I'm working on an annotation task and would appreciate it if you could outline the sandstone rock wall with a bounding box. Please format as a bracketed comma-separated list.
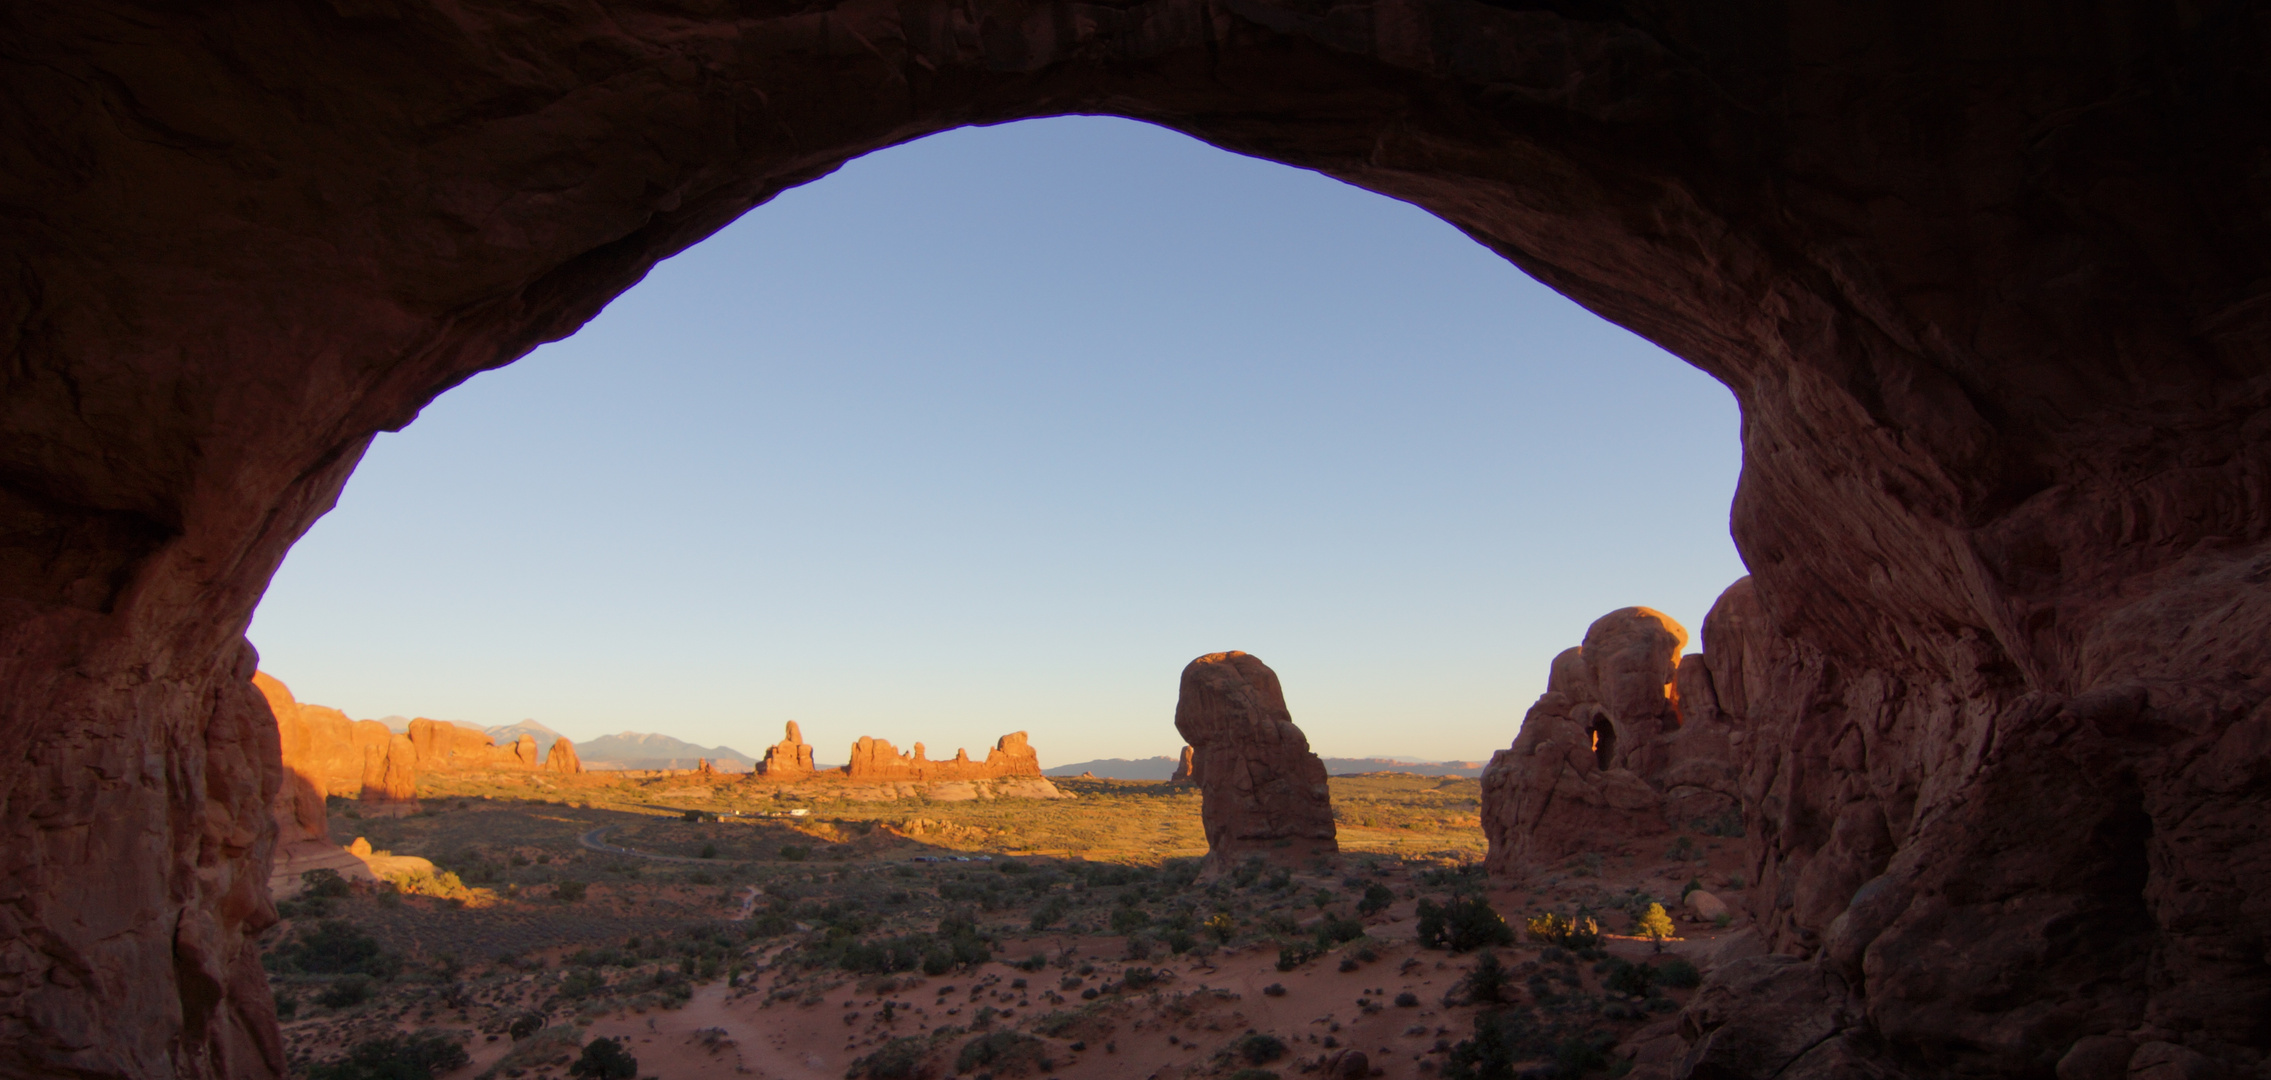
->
[1170, 745, 1196, 784]
[8, 3, 2271, 1076]
[1481, 607, 1743, 874]
[545, 738, 582, 774]
[1172, 652, 1337, 869]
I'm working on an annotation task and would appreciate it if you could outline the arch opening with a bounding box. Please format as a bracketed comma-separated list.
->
[1589, 717, 1616, 771]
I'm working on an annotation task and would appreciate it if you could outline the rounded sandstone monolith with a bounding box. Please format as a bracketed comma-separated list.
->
[1172, 651, 1337, 871]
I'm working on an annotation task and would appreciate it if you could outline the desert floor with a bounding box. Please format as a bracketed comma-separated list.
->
[267, 771, 1749, 1080]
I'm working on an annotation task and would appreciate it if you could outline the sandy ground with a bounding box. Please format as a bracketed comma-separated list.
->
[436, 896, 1735, 1080]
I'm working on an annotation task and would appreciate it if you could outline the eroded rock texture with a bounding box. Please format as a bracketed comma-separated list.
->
[4, 1, 2270, 1075]
[754, 721, 818, 779]
[1172, 651, 1338, 869]
[545, 738, 582, 775]
[1481, 607, 1746, 873]
[839, 731, 1044, 782]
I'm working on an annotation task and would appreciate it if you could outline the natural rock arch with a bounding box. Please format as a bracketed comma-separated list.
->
[4, 2, 2267, 1077]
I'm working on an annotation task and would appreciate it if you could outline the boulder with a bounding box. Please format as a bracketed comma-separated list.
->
[545, 738, 582, 774]
[1172, 651, 1337, 870]
[1684, 890, 1730, 923]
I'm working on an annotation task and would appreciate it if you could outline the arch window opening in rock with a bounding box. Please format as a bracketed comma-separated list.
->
[1590, 718, 1616, 770]
[245, 115, 1744, 796]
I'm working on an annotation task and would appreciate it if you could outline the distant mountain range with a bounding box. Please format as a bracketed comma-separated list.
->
[573, 731, 757, 772]
[1046, 755, 1486, 779]
[1043, 756, 1180, 779]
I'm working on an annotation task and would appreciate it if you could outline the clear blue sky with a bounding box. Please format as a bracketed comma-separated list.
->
[247, 116, 1748, 765]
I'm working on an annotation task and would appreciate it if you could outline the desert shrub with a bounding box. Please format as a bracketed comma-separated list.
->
[997, 859, 1029, 875]
[1262, 983, 1287, 997]
[568, 1037, 638, 1080]
[274, 991, 299, 1020]
[1665, 836, 1699, 861]
[306, 1032, 469, 1080]
[302, 868, 353, 899]
[1204, 913, 1236, 941]
[1553, 1033, 1614, 1076]
[507, 1013, 546, 1040]
[560, 968, 607, 999]
[700, 843, 718, 859]
[553, 880, 587, 902]
[779, 845, 810, 861]
[1227, 1071, 1279, 1080]
[1523, 911, 1601, 950]
[1695, 808, 1744, 838]
[1395, 991, 1419, 1007]
[1122, 966, 1162, 990]
[1234, 1033, 1287, 1065]
[1314, 914, 1366, 948]
[1417, 896, 1515, 952]
[1275, 942, 1319, 971]
[848, 1036, 937, 1080]
[1417, 863, 1488, 893]
[1109, 906, 1151, 935]
[1027, 896, 1071, 931]
[1015, 953, 1048, 972]
[1357, 882, 1396, 916]
[1456, 952, 1509, 1004]
[275, 920, 399, 978]
[314, 977, 372, 1009]
[1655, 958, 1701, 989]
[955, 1031, 1048, 1075]
[1602, 958, 1653, 997]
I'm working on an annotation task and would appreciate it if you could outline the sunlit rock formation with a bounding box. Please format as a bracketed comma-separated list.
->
[1480, 606, 1742, 872]
[755, 721, 818, 778]
[545, 737, 582, 774]
[1173, 651, 1337, 870]
[1169, 745, 1197, 784]
[842, 731, 1044, 782]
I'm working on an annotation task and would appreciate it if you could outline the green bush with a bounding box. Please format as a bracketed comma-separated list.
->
[1275, 942, 1319, 971]
[955, 1031, 1047, 1074]
[848, 1036, 935, 1080]
[553, 880, 587, 902]
[1457, 952, 1508, 1004]
[314, 977, 372, 1009]
[276, 921, 399, 978]
[1417, 896, 1515, 952]
[1235, 1033, 1287, 1065]
[568, 1037, 638, 1080]
[1603, 958, 1653, 997]
[301, 868, 353, 899]
[779, 845, 810, 861]
[1655, 957, 1701, 989]
[1357, 882, 1396, 916]
[306, 1032, 469, 1080]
